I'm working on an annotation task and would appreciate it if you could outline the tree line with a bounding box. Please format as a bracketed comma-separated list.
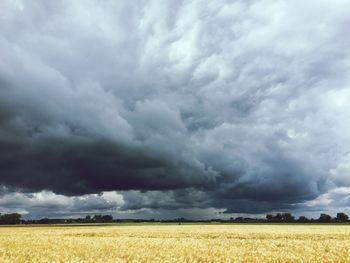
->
[0, 213, 22, 224]
[0, 212, 349, 225]
[264, 212, 349, 223]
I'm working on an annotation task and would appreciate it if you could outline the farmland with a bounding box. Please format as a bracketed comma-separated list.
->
[0, 224, 350, 262]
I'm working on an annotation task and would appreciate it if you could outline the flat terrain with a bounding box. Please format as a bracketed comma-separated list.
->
[0, 224, 350, 262]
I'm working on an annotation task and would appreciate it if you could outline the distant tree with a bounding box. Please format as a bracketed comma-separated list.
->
[0, 213, 21, 224]
[92, 214, 113, 223]
[101, 215, 113, 222]
[298, 216, 309, 222]
[336, 212, 349, 222]
[275, 213, 283, 221]
[319, 213, 332, 223]
[281, 213, 294, 222]
[266, 214, 273, 221]
[38, 218, 51, 224]
[93, 215, 102, 222]
[266, 213, 295, 222]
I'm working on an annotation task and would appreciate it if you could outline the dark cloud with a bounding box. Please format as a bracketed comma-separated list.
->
[120, 189, 210, 211]
[0, 135, 215, 195]
[1, 0, 350, 218]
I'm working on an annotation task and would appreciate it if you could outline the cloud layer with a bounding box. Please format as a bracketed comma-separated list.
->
[1, 0, 350, 218]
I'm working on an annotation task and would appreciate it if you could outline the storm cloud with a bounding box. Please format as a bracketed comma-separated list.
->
[1, 0, 350, 218]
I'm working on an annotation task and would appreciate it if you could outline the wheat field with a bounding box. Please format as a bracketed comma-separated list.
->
[0, 224, 350, 262]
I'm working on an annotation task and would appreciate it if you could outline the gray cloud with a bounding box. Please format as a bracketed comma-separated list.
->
[1, 0, 350, 218]
[0, 190, 124, 218]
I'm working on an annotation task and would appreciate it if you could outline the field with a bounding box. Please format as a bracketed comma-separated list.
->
[1, 224, 350, 262]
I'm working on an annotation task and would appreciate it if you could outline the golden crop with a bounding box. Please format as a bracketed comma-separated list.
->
[0, 224, 350, 262]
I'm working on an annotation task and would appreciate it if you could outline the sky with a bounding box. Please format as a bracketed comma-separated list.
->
[1, 0, 350, 219]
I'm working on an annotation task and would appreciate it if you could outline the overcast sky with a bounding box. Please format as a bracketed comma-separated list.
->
[1, 0, 350, 219]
